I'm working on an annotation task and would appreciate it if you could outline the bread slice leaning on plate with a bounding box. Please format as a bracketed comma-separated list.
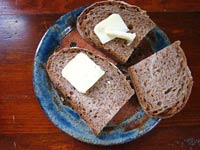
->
[46, 47, 134, 135]
[128, 41, 193, 118]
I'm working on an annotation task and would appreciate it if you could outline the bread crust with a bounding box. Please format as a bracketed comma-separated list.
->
[77, 0, 155, 63]
[46, 47, 134, 135]
[128, 41, 193, 118]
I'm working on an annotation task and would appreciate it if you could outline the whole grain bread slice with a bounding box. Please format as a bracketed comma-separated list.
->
[128, 41, 193, 118]
[77, 0, 155, 64]
[46, 47, 134, 135]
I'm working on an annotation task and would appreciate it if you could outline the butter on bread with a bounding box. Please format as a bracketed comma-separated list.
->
[77, 0, 155, 63]
[46, 47, 134, 135]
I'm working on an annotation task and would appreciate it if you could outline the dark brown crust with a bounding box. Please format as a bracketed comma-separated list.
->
[77, 0, 155, 63]
[46, 47, 134, 135]
[128, 41, 193, 118]
[156, 43, 193, 118]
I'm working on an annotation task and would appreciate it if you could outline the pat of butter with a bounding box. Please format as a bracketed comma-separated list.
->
[94, 14, 136, 44]
[61, 52, 105, 93]
[105, 30, 136, 46]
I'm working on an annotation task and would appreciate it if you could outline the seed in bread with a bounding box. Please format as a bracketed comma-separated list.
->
[46, 47, 135, 135]
[128, 41, 193, 118]
[77, 0, 155, 64]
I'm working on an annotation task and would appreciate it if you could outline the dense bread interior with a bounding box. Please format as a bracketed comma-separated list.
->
[46, 48, 134, 134]
[77, 0, 155, 63]
[128, 41, 193, 118]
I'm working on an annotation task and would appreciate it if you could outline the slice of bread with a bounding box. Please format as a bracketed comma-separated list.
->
[46, 47, 134, 135]
[128, 41, 193, 118]
[77, 0, 155, 64]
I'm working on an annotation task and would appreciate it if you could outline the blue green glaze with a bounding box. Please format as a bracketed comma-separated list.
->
[33, 6, 170, 145]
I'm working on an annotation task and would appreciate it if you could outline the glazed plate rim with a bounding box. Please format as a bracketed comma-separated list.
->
[32, 6, 171, 145]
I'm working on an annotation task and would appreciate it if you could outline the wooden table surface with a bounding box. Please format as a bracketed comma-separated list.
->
[0, 0, 200, 149]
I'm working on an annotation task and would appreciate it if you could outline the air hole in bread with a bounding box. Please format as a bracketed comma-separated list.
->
[146, 106, 150, 111]
[97, 3, 104, 6]
[146, 90, 150, 94]
[126, 76, 131, 81]
[108, 63, 113, 68]
[119, 6, 125, 9]
[108, 1, 112, 5]
[156, 68, 160, 73]
[85, 31, 89, 36]
[66, 96, 70, 100]
[83, 16, 87, 20]
[89, 11, 94, 15]
[69, 91, 73, 95]
[128, 24, 133, 30]
[153, 110, 158, 114]
[134, 7, 140, 12]
[176, 101, 180, 105]
[94, 55, 98, 59]
[117, 71, 121, 75]
[101, 6, 105, 10]
[163, 106, 168, 109]
[157, 102, 162, 106]
[164, 87, 173, 94]
[123, 41, 127, 45]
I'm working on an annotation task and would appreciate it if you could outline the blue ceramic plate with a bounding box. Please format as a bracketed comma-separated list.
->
[33, 6, 170, 145]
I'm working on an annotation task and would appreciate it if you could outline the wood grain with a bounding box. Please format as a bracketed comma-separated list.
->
[0, 0, 200, 15]
[0, 1, 200, 149]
